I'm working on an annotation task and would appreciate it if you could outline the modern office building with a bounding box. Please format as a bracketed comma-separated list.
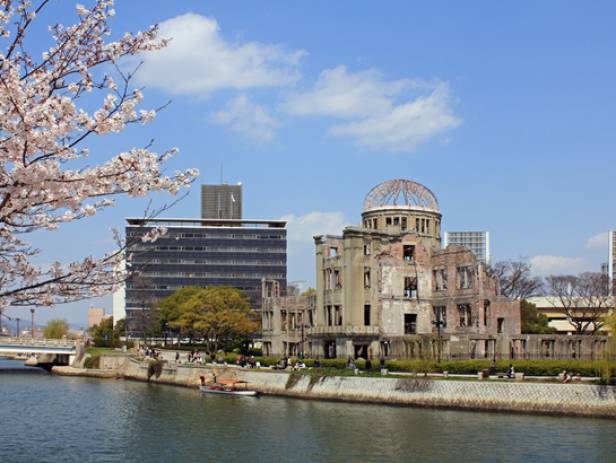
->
[201, 183, 242, 220]
[444, 231, 490, 265]
[119, 217, 287, 335]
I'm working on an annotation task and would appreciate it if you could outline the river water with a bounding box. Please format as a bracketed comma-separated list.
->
[1, 359, 615, 463]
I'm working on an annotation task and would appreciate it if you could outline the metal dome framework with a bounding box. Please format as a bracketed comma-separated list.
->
[363, 179, 440, 212]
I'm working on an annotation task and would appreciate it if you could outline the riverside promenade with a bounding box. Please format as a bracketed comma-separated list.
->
[53, 353, 616, 419]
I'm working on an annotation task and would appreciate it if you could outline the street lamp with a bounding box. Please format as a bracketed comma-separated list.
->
[15, 317, 20, 338]
[432, 319, 445, 363]
[30, 308, 35, 338]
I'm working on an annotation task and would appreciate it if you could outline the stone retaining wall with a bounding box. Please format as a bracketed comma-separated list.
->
[236, 370, 616, 418]
[53, 354, 616, 418]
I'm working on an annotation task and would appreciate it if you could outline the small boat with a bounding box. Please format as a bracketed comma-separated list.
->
[199, 385, 259, 396]
[199, 376, 258, 397]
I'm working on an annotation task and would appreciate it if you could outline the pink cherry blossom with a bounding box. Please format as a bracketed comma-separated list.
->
[0, 0, 198, 309]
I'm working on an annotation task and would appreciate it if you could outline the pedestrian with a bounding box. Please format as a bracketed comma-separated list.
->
[507, 364, 515, 378]
[175, 351, 180, 363]
[489, 360, 497, 376]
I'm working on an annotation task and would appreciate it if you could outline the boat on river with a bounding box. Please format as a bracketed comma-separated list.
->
[199, 376, 259, 397]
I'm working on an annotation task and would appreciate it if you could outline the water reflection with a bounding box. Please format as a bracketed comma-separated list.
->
[0, 360, 614, 463]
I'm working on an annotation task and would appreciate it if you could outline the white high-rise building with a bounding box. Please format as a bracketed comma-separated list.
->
[609, 230, 616, 293]
[444, 231, 491, 265]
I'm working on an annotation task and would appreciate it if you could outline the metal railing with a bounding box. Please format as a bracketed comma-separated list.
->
[0, 337, 78, 348]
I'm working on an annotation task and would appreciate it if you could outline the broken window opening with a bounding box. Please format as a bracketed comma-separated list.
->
[364, 268, 371, 288]
[457, 303, 472, 327]
[415, 218, 420, 232]
[364, 304, 371, 326]
[373, 218, 377, 229]
[363, 244, 370, 256]
[483, 300, 490, 326]
[404, 314, 417, 334]
[403, 245, 415, 261]
[334, 305, 342, 326]
[432, 305, 447, 328]
[393, 217, 400, 226]
[457, 266, 473, 289]
[497, 317, 505, 334]
[329, 246, 338, 257]
[404, 276, 418, 298]
[334, 269, 342, 289]
[401, 217, 407, 231]
[386, 217, 392, 226]
[434, 268, 448, 291]
[281, 310, 287, 332]
[326, 305, 332, 326]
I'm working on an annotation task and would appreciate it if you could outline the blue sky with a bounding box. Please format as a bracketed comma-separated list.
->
[9, 0, 616, 327]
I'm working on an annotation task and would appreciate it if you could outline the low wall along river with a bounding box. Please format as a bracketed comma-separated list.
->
[53, 354, 616, 419]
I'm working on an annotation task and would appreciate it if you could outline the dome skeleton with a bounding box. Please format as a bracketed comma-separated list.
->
[363, 179, 440, 212]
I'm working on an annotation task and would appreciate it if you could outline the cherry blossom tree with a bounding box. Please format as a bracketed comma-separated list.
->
[0, 0, 198, 308]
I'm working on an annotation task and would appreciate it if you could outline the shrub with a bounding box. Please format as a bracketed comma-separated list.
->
[147, 359, 166, 380]
[83, 355, 101, 369]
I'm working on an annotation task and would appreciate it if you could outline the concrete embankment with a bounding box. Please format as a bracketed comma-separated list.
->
[53, 355, 616, 419]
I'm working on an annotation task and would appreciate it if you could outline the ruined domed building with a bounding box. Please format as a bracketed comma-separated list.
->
[262, 179, 521, 360]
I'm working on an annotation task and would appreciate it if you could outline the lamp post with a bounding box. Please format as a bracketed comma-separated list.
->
[15, 317, 20, 338]
[432, 319, 445, 363]
[30, 308, 35, 338]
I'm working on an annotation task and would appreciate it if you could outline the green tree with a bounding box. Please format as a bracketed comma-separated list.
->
[521, 300, 556, 334]
[163, 286, 259, 352]
[301, 287, 316, 297]
[157, 285, 202, 333]
[43, 319, 69, 339]
[90, 317, 125, 347]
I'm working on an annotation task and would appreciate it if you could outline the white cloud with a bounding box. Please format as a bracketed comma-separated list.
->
[281, 211, 348, 251]
[282, 66, 460, 152]
[210, 95, 280, 141]
[283, 66, 408, 118]
[585, 232, 609, 250]
[136, 13, 304, 95]
[529, 255, 591, 276]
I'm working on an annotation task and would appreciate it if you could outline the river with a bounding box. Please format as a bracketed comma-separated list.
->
[0, 358, 615, 463]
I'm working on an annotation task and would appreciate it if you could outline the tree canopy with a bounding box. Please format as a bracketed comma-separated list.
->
[90, 317, 124, 346]
[520, 300, 556, 334]
[0, 1, 197, 309]
[488, 260, 543, 300]
[43, 318, 69, 339]
[159, 286, 258, 352]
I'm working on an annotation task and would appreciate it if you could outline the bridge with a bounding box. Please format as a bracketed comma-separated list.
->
[0, 337, 79, 355]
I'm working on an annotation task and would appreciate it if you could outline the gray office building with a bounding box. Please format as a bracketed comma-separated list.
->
[201, 184, 242, 219]
[122, 217, 286, 335]
[444, 231, 491, 265]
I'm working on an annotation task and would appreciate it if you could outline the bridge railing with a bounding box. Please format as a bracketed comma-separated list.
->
[0, 337, 78, 348]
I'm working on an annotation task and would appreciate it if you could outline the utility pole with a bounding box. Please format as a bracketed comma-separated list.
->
[30, 308, 35, 338]
[16, 317, 20, 338]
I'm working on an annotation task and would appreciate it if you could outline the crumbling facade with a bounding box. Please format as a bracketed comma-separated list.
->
[261, 279, 315, 357]
[261, 179, 521, 360]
